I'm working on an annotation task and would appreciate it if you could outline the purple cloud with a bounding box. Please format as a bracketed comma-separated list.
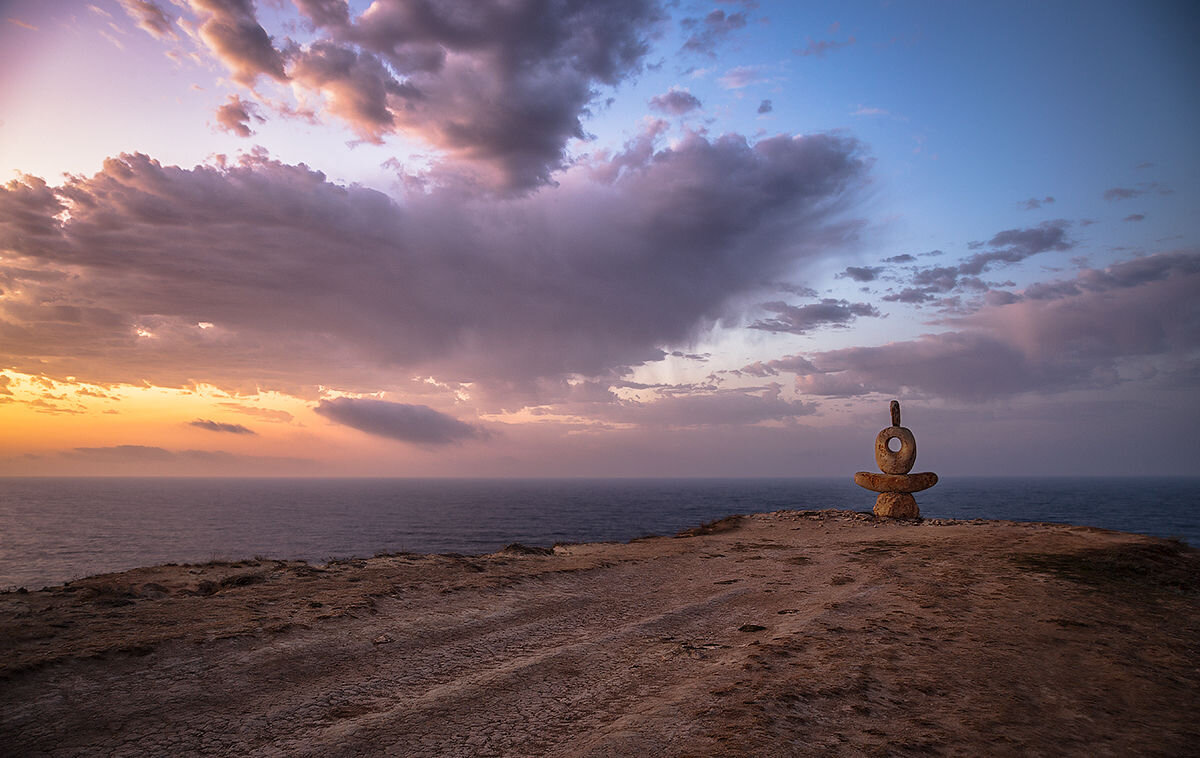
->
[214, 95, 263, 137]
[681, 9, 748, 56]
[649, 87, 702, 115]
[189, 419, 256, 434]
[119, 0, 176, 39]
[794, 36, 855, 57]
[717, 65, 766, 89]
[188, 0, 288, 86]
[750, 299, 880, 334]
[1018, 196, 1055, 210]
[799, 252, 1200, 400]
[892, 220, 1075, 301]
[737, 354, 821, 377]
[601, 386, 815, 427]
[181, 0, 665, 191]
[840, 265, 882, 282]
[0, 131, 866, 399]
[1104, 187, 1140, 201]
[314, 398, 482, 445]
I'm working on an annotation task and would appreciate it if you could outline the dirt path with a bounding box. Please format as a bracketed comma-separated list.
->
[2, 511, 1198, 756]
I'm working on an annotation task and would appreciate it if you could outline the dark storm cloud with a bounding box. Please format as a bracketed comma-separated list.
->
[314, 398, 482, 445]
[189, 419, 256, 434]
[798, 252, 1200, 400]
[119, 0, 176, 39]
[750, 299, 880, 334]
[214, 95, 263, 137]
[0, 130, 866, 398]
[681, 9, 747, 56]
[649, 87, 702, 115]
[183, 0, 665, 191]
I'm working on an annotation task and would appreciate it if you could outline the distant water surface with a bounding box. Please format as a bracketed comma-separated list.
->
[1, 477, 1196, 589]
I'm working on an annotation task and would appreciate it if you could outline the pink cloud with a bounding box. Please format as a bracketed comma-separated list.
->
[794, 252, 1200, 400]
[0, 130, 866, 402]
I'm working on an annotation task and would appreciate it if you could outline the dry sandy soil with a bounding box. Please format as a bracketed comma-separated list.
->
[2, 510, 1198, 757]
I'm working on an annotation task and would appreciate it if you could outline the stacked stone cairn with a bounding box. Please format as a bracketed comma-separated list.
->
[854, 400, 938, 518]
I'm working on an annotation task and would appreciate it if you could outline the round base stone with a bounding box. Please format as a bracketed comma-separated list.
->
[874, 491, 919, 519]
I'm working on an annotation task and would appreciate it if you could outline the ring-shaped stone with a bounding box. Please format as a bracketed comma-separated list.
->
[875, 425, 916, 474]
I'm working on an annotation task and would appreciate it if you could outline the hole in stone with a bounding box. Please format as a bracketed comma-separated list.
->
[887, 437, 902, 452]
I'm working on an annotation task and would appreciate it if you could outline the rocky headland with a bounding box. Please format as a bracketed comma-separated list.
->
[2, 510, 1197, 756]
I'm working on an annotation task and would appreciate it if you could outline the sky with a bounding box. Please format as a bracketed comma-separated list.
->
[0, 0, 1197, 477]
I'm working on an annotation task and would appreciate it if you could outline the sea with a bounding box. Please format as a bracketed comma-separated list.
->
[1, 477, 1197, 590]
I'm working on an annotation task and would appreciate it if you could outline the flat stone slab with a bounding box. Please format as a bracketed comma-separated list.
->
[854, 471, 939, 493]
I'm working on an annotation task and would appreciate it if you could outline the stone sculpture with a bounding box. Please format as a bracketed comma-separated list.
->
[854, 400, 937, 518]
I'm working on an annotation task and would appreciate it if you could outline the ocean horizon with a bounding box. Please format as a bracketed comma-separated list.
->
[2, 475, 1197, 590]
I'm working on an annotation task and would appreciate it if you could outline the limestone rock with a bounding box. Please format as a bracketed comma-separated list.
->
[874, 492, 919, 518]
[854, 471, 938, 493]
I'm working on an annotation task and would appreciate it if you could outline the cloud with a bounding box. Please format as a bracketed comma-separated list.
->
[188, 0, 288, 86]
[883, 253, 916, 264]
[314, 397, 482, 445]
[189, 418, 256, 434]
[0, 132, 865, 398]
[839, 265, 882, 282]
[1103, 187, 1140, 201]
[749, 299, 880, 334]
[649, 87, 702, 115]
[72, 444, 175, 461]
[889, 220, 1074, 302]
[601, 385, 815, 427]
[292, 0, 350, 29]
[1018, 196, 1055, 210]
[39, 444, 311, 474]
[1124, 213, 1145, 222]
[757, 99, 772, 114]
[736, 354, 820, 377]
[214, 94, 263, 137]
[180, 0, 665, 191]
[717, 65, 766, 89]
[799, 251, 1200, 400]
[119, 0, 176, 39]
[681, 9, 748, 56]
[794, 36, 855, 57]
[218, 403, 294, 423]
